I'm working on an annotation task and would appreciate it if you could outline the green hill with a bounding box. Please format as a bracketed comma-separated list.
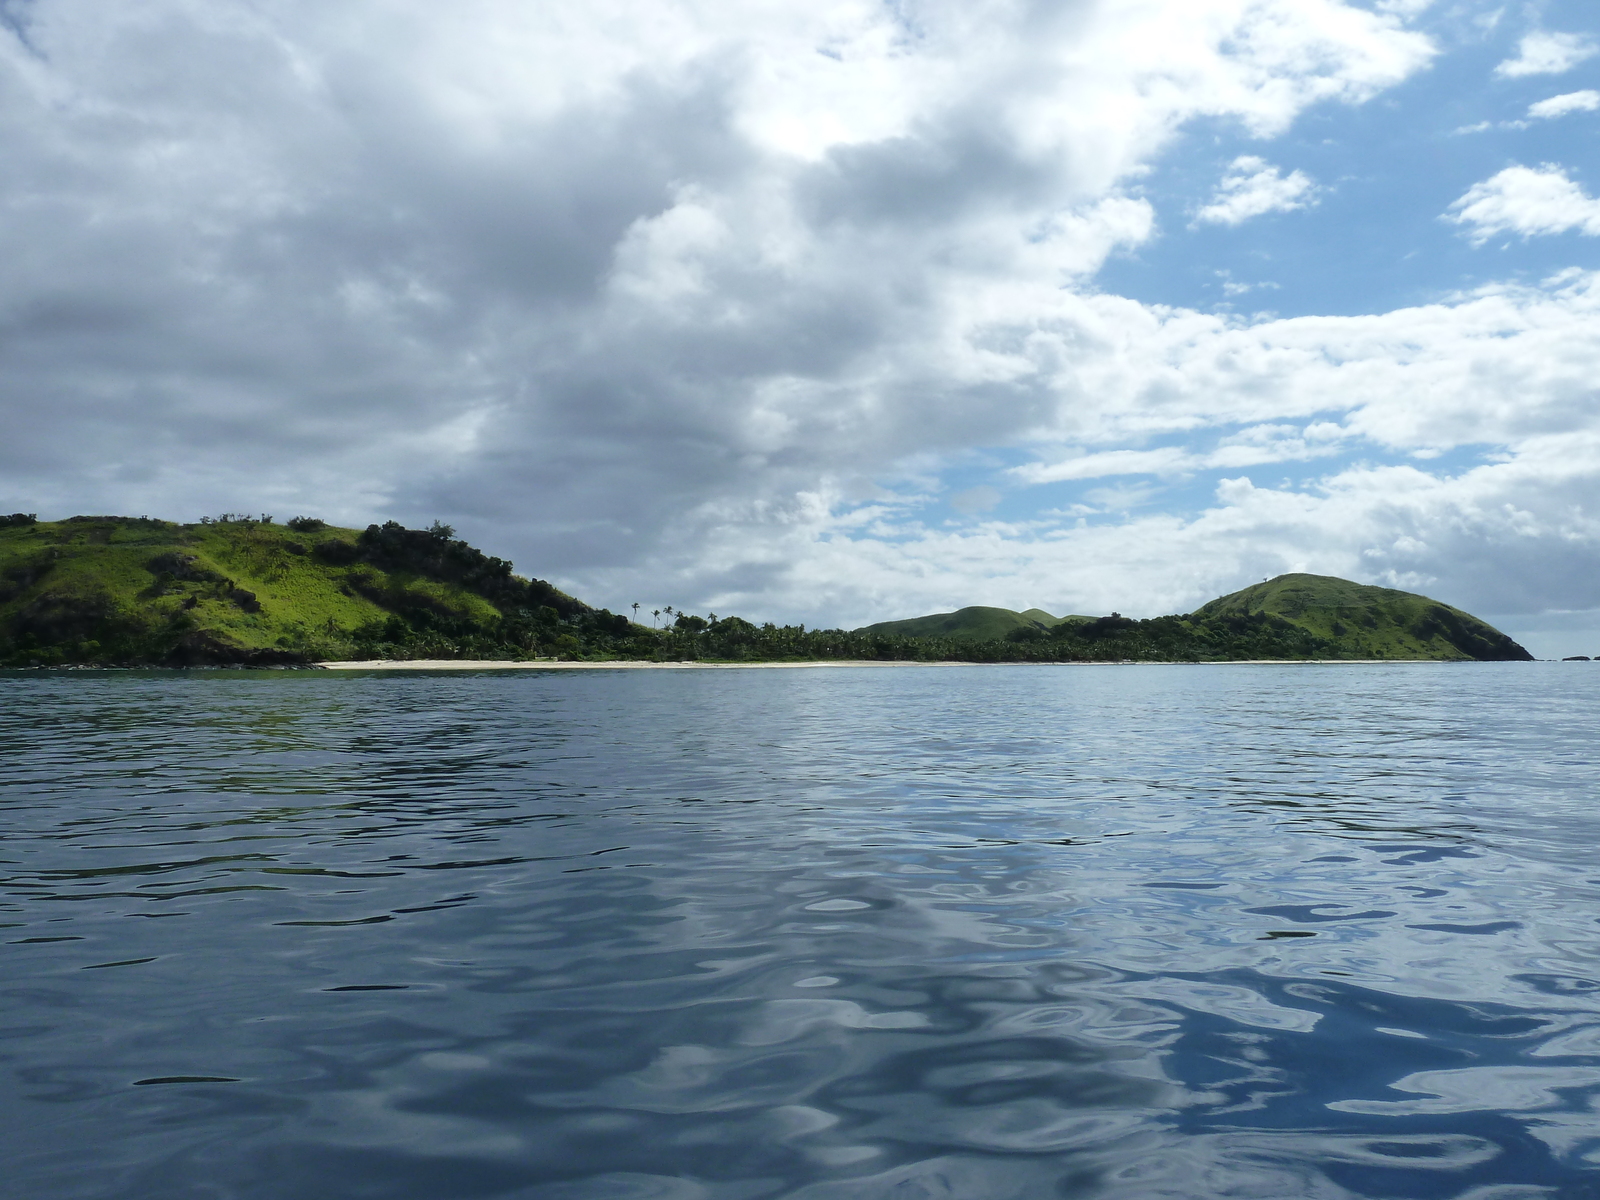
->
[862, 605, 1051, 642]
[863, 605, 1096, 641]
[0, 514, 640, 667]
[856, 573, 1531, 662]
[1190, 573, 1527, 661]
[0, 514, 1534, 666]
[1020, 608, 1092, 628]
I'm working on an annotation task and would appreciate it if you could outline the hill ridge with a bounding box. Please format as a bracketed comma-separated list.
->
[0, 515, 621, 667]
[0, 517, 1532, 665]
[860, 573, 1530, 662]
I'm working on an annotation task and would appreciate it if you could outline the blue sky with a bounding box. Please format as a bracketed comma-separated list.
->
[1103, 3, 1600, 319]
[1, 0, 1599, 653]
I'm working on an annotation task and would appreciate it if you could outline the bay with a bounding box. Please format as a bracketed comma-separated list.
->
[3, 662, 1599, 1199]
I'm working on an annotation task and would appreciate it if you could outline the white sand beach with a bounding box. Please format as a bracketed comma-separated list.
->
[315, 658, 1445, 670]
[315, 658, 983, 670]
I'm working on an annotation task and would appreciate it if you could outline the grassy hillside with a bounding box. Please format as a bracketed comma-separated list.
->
[0, 515, 1533, 666]
[863, 605, 1095, 641]
[862, 605, 1052, 642]
[0, 514, 627, 666]
[1020, 608, 1092, 627]
[1192, 573, 1528, 661]
[857, 573, 1531, 662]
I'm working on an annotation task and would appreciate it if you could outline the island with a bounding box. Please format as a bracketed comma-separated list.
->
[0, 513, 1532, 666]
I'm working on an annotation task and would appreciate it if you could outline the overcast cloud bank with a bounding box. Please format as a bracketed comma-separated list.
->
[1, 0, 1598, 653]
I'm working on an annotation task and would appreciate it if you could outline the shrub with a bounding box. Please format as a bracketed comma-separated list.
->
[146, 552, 223, 583]
[313, 539, 360, 565]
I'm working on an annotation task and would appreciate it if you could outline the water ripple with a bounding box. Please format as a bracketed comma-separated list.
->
[3, 663, 1600, 1198]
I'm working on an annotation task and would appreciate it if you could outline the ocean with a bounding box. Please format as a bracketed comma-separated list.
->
[4, 662, 1599, 1199]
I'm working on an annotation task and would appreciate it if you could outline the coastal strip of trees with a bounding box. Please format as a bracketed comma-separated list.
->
[1, 516, 1527, 666]
[342, 606, 1373, 665]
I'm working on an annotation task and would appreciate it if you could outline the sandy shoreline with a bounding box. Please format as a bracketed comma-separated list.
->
[315, 657, 1449, 670]
[316, 659, 979, 670]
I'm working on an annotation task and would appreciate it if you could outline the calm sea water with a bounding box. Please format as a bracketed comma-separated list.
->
[4, 663, 1600, 1200]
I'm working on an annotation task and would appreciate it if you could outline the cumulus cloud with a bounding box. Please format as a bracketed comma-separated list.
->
[579, 269, 1600, 627]
[652, 431, 1600, 629]
[1493, 31, 1598, 79]
[9, 0, 1597, 639]
[948, 486, 1001, 514]
[1010, 424, 1343, 484]
[1192, 156, 1318, 226]
[0, 1, 1431, 554]
[1528, 90, 1600, 120]
[1446, 165, 1600, 243]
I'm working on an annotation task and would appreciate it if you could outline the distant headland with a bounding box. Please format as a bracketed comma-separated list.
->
[0, 513, 1533, 667]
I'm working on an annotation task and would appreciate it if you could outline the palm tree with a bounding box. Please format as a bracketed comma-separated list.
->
[632, 602, 640, 624]
[652, 609, 661, 628]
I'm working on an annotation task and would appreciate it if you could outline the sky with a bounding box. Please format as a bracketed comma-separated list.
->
[2, 0, 1599, 654]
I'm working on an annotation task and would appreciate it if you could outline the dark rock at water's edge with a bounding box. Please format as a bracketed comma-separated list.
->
[1563, 656, 1592, 661]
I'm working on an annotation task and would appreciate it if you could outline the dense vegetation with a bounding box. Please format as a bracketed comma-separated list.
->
[1188, 573, 1530, 661]
[858, 574, 1531, 663]
[0, 515, 621, 667]
[861, 604, 1091, 642]
[0, 516, 1531, 666]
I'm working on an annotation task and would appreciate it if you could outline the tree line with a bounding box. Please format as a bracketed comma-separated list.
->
[345, 604, 1358, 664]
[4, 516, 1491, 666]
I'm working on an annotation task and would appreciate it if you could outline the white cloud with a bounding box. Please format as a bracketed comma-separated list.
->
[1528, 90, 1600, 120]
[656, 429, 1600, 627]
[1193, 156, 1318, 226]
[1013, 446, 1198, 484]
[1446, 165, 1600, 243]
[0, 0, 1433, 545]
[1011, 424, 1344, 486]
[568, 268, 1600, 625]
[1375, 0, 1435, 17]
[1219, 274, 1280, 296]
[14, 0, 1598, 636]
[1494, 31, 1597, 79]
[948, 486, 1000, 514]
